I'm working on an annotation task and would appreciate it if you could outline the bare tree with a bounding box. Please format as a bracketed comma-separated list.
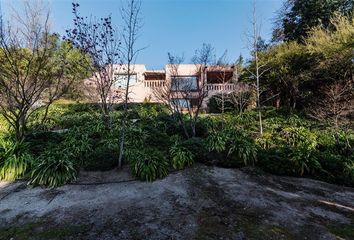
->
[228, 85, 255, 114]
[0, 2, 79, 141]
[118, 0, 143, 169]
[246, 1, 269, 135]
[65, 2, 122, 125]
[152, 54, 191, 137]
[153, 44, 213, 138]
[212, 50, 235, 113]
[187, 43, 214, 136]
[308, 80, 354, 129]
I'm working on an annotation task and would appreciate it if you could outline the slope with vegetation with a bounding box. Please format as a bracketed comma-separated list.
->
[0, 102, 353, 188]
[0, 0, 353, 189]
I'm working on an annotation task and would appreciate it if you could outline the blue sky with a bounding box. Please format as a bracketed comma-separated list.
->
[1, 0, 283, 69]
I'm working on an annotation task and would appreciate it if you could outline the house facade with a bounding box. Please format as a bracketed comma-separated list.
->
[86, 64, 248, 109]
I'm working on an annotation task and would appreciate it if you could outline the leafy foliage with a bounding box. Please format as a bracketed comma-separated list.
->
[206, 122, 257, 167]
[227, 131, 258, 167]
[127, 148, 169, 181]
[169, 136, 194, 170]
[206, 130, 228, 153]
[29, 146, 77, 188]
[274, 0, 354, 42]
[0, 139, 33, 181]
[0, 102, 353, 187]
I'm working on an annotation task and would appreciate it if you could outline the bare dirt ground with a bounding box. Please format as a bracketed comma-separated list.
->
[0, 165, 354, 240]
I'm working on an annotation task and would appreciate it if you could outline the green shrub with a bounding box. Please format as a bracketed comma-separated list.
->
[84, 143, 119, 171]
[29, 147, 77, 187]
[64, 103, 100, 113]
[183, 137, 208, 162]
[229, 111, 260, 133]
[280, 127, 317, 150]
[27, 131, 64, 156]
[62, 127, 93, 163]
[316, 151, 354, 186]
[134, 103, 168, 120]
[227, 132, 258, 167]
[0, 139, 33, 181]
[207, 94, 224, 113]
[169, 136, 194, 170]
[155, 114, 186, 137]
[289, 147, 321, 176]
[58, 112, 103, 129]
[255, 131, 274, 149]
[257, 148, 297, 176]
[206, 126, 257, 167]
[127, 148, 169, 181]
[206, 130, 228, 152]
[316, 129, 354, 154]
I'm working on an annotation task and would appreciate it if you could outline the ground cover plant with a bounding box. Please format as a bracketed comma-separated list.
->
[0, 101, 353, 187]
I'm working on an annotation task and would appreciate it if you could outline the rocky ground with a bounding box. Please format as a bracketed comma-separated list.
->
[0, 165, 354, 240]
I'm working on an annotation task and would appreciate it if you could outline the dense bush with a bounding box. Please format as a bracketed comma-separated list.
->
[206, 123, 257, 167]
[127, 148, 169, 181]
[183, 137, 208, 162]
[227, 132, 258, 167]
[0, 138, 33, 181]
[0, 103, 353, 187]
[29, 146, 78, 188]
[254, 113, 354, 185]
[84, 144, 119, 171]
[169, 136, 194, 170]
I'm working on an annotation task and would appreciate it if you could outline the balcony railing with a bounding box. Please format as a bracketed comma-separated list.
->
[144, 80, 166, 88]
[144, 81, 238, 92]
[206, 84, 238, 92]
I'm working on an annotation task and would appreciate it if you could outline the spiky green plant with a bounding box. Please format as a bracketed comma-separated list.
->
[169, 137, 194, 170]
[29, 149, 77, 188]
[0, 139, 33, 181]
[127, 148, 168, 182]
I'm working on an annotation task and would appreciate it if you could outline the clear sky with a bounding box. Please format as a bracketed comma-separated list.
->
[1, 0, 283, 69]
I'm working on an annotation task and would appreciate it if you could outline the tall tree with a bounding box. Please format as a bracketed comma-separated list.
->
[118, 0, 143, 169]
[257, 41, 312, 109]
[261, 15, 353, 113]
[65, 2, 121, 125]
[306, 15, 354, 126]
[274, 0, 354, 42]
[0, 2, 81, 140]
[246, 1, 269, 135]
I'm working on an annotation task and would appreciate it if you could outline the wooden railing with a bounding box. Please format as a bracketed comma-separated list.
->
[206, 84, 238, 91]
[144, 80, 166, 88]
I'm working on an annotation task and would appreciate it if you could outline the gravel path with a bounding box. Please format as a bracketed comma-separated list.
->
[0, 165, 354, 240]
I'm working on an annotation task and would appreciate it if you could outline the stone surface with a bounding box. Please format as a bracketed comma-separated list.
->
[0, 165, 353, 240]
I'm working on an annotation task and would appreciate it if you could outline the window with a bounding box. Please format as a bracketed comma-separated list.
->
[171, 76, 198, 91]
[171, 98, 190, 109]
[113, 73, 137, 87]
[207, 71, 234, 84]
